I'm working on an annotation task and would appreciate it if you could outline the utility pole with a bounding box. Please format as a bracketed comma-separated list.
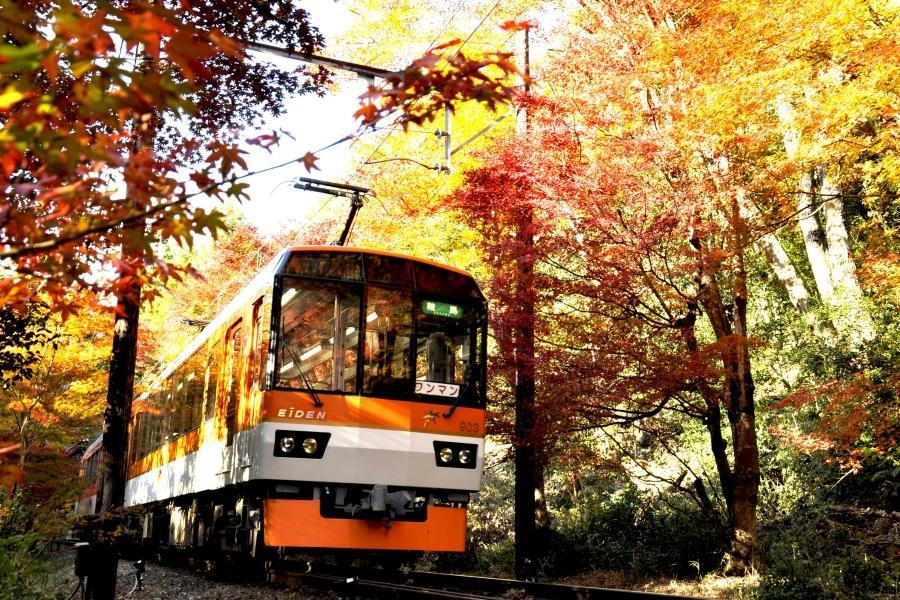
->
[513, 27, 538, 582]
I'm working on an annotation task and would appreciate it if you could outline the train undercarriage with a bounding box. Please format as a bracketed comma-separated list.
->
[134, 480, 470, 565]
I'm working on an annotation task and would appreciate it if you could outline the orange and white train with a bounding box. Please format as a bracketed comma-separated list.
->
[108, 247, 487, 556]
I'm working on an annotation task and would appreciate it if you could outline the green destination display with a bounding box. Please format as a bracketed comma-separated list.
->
[421, 300, 463, 319]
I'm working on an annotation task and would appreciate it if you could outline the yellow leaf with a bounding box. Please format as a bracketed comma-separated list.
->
[0, 87, 26, 109]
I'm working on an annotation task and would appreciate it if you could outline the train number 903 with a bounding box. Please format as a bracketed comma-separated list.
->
[459, 421, 480, 434]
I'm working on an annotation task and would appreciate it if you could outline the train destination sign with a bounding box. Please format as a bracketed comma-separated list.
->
[421, 300, 463, 319]
[416, 381, 460, 398]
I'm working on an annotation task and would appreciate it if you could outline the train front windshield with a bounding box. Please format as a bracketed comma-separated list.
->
[275, 253, 486, 408]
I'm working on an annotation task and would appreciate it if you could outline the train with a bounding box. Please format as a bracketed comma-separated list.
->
[76, 246, 488, 559]
[74, 436, 103, 516]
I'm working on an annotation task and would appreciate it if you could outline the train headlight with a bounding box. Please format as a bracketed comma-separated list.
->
[279, 436, 296, 453]
[433, 441, 478, 469]
[275, 430, 330, 458]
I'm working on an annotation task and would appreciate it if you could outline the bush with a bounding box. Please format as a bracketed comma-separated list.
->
[0, 488, 47, 599]
[755, 500, 899, 600]
[547, 486, 723, 578]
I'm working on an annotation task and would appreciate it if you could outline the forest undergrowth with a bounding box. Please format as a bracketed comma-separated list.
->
[423, 451, 898, 599]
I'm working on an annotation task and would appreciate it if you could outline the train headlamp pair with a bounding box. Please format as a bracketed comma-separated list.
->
[438, 447, 472, 465]
[279, 436, 317, 455]
[433, 442, 478, 469]
[274, 430, 330, 459]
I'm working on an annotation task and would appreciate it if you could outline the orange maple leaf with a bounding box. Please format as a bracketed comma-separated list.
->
[299, 152, 320, 172]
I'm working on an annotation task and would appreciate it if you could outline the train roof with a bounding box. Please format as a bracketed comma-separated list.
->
[281, 246, 475, 279]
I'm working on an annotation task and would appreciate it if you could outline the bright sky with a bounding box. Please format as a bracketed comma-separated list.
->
[239, 0, 372, 235]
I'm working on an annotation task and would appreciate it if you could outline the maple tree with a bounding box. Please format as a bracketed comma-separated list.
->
[0, 0, 322, 312]
[0, 298, 108, 471]
[452, 0, 898, 575]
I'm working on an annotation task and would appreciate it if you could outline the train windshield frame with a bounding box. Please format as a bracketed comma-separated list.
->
[273, 252, 487, 408]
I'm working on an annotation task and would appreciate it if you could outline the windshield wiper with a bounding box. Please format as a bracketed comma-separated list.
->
[442, 382, 471, 419]
[299, 370, 324, 408]
[287, 347, 324, 408]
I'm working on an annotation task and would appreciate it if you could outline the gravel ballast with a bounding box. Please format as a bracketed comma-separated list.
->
[43, 551, 334, 599]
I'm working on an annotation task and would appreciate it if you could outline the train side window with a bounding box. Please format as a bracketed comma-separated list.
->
[204, 340, 222, 421]
[173, 367, 187, 438]
[276, 279, 361, 393]
[136, 411, 147, 459]
[362, 286, 413, 396]
[251, 299, 266, 392]
[161, 377, 175, 443]
[224, 322, 242, 446]
[146, 389, 159, 451]
[258, 305, 269, 391]
[185, 352, 204, 431]
[127, 415, 138, 465]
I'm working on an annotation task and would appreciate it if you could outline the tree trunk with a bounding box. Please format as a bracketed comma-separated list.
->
[97, 282, 141, 513]
[756, 231, 813, 312]
[513, 31, 540, 581]
[776, 99, 839, 314]
[513, 208, 538, 580]
[693, 219, 760, 574]
[88, 278, 141, 600]
[88, 49, 157, 598]
[735, 189, 834, 337]
[819, 169, 857, 293]
[737, 191, 835, 340]
[724, 234, 760, 574]
[817, 167, 874, 341]
[796, 170, 836, 305]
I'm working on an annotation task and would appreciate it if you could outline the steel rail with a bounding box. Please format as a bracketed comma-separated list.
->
[269, 570, 493, 599]
[268, 565, 704, 600]
[406, 570, 698, 599]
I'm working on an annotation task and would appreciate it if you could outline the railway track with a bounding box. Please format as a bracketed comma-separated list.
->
[268, 564, 702, 599]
